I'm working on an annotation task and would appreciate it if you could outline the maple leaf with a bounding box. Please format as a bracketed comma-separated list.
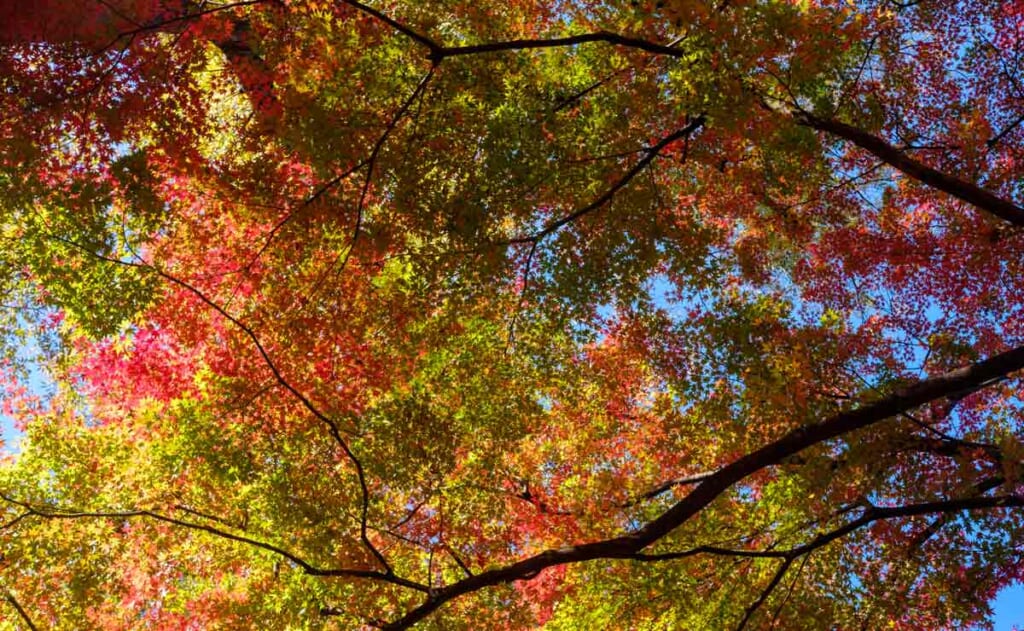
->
[0, 1, 1023, 629]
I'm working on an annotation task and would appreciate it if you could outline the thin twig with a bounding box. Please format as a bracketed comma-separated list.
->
[0, 493, 428, 592]
[737, 557, 794, 630]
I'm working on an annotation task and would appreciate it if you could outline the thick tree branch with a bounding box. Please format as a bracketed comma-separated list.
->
[340, 0, 687, 62]
[793, 112, 1024, 228]
[439, 32, 687, 60]
[3, 591, 38, 631]
[376, 344, 1024, 628]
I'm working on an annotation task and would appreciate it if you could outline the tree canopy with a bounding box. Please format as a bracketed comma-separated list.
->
[1, 0, 1023, 628]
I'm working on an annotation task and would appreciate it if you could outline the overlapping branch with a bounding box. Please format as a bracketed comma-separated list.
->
[143, 266, 393, 575]
[11, 3, 1024, 628]
[356, 343, 1024, 628]
[737, 557, 794, 630]
[640, 491, 1024, 628]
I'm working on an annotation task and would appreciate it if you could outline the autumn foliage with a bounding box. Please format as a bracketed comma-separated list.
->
[0, 0, 1023, 628]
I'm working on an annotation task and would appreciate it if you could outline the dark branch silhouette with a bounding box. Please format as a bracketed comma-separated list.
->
[794, 112, 1024, 229]
[4, 591, 38, 631]
[0, 493, 428, 592]
[357, 344, 1024, 628]
[39, 234, 397, 576]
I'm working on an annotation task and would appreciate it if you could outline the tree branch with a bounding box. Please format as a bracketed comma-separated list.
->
[510, 114, 707, 245]
[378, 343, 1024, 628]
[793, 111, 1024, 228]
[42, 235, 394, 575]
[986, 110, 1024, 149]
[146, 266, 392, 575]
[339, 0, 443, 56]
[439, 32, 687, 60]
[737, 557, 794, 631]
[633, 492, 1023, 564]
[504, 113, 705, 346]
[336, 65, 437, 278]
[622, 470, 717, 507]
[3, 591, 38, 631]
[907, 477, 1006, 550]
[339, 0, 688, 63]
[0, 494, 428, 593]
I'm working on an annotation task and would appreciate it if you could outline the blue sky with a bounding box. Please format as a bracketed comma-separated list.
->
[993, 583, 1024, 630]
